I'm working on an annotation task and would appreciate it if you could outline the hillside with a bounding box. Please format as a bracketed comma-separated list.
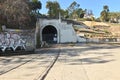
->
[82, 21, 120, 37]
[83, 21, 109, 27]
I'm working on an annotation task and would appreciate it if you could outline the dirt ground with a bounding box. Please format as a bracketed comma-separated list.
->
[0, 43, 120, 80]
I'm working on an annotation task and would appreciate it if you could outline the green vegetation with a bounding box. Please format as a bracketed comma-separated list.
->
[108, 12, 120, 23]
[100, 5, 109, 22]
[45, 1, 86, 19]
[46, 1, 61, 18]
[67, 1, 80, 19]
[100, 5, 120, 23]
[66, 1, 86, 19]
[0, 0, 120, 29]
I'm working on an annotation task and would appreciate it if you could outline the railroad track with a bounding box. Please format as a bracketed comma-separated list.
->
[0, 51, 41, 74]
[0, 48, 60, 80]
[37, 48, 60, 80]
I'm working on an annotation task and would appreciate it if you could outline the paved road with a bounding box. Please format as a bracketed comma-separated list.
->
[0, 48, 60, 80]
[0, 44, 120, 80]
[45, 44, 120, 80]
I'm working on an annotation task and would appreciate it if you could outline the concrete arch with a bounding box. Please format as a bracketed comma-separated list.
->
[40, 24, 60, 43]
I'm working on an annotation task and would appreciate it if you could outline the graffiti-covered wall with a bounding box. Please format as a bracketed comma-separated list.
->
[0, 29, 35, 52]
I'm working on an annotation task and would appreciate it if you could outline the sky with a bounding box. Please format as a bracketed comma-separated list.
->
[39, 0, 120, 18]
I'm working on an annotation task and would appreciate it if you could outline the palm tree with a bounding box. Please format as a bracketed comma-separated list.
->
[46, 1, 60, 18]
[46, 1, 53, 17]
[29, 0, 42, 13]
[103, 5, 109, 12]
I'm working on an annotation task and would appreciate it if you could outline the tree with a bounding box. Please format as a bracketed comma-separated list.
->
[103, 5, 109, 12]
[109, 12, 120, 23]
[100, 10, 108, 22]
[46, 1, 52, 17]
[100, 5, 109, 22]
[76, 8, 85, 18]
[29, 0, 42, 27]
[46, 1, 60, 18]
[67, 1, 80, 19]
[67, 1, 80, 14]
[59, 9, 69, 19]
[29, 0, 42, 13]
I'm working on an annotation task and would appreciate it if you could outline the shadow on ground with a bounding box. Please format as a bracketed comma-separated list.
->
[0, 44, 119, 74]
[58, 44, 118, 65]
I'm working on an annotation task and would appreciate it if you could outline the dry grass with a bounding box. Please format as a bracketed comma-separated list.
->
[82, 21, 120, 36]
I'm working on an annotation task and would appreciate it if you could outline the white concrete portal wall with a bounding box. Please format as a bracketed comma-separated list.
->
[39, 19, 77, 43]
[60, 29, 77, 43]
[39, 19, 60, 43]
[60, 24, 77, 43]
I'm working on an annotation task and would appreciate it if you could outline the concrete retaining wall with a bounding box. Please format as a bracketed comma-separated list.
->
[0, 29, 35, 52]
[86, 38, 120, 43]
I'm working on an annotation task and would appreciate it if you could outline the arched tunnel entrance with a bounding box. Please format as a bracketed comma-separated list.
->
[42, 25, 57, 43]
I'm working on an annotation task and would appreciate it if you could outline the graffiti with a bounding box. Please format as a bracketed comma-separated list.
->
[0, 32, 26, 52]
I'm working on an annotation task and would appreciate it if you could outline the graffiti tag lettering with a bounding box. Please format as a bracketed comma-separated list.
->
[0, 32, 26, 52]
